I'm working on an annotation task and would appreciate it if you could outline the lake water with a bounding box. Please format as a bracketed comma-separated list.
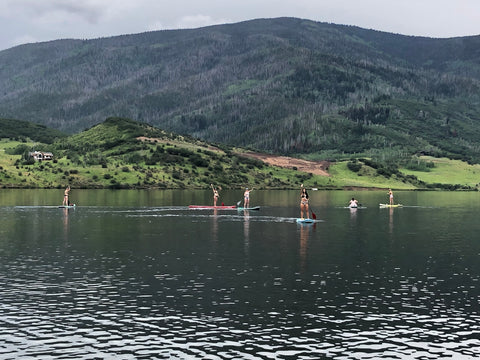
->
[1, 189, 480, 359]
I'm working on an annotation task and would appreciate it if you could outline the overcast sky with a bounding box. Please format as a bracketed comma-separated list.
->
[1, 0, 480, 51]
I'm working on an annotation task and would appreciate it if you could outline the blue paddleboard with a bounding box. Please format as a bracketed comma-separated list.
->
[296, 218, 315, 224]
[237, 206, 260, 211]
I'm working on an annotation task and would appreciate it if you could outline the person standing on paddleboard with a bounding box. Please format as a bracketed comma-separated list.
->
[211, 184, 220, 206]
[388, 189, 394, 205]
[244, 187, 252, 208]
[62, 185, 71, 206]
[300, 184, 309, 219]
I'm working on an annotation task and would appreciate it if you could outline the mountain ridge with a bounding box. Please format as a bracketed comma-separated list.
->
[1, 17, 480, 163]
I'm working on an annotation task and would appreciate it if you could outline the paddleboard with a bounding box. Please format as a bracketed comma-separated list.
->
[59, 204, 76, 209]
[296, 218, 315, 224]
[237, 206, 260, 211]
[344, 206, 367, 209]
[188, 205, 237, 209]
[379, 204, 403, 208]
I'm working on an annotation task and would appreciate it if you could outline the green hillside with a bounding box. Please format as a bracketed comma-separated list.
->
[0, 117, 477, 191]
[1, 18, 480, 165]
[0, 117, 324, 189]
[0, 118, 65, 143]
[401, 156, 480, 190]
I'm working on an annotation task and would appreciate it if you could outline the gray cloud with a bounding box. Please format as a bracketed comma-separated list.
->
[0, 0, 479, 51]
[2, 0, 106, 23]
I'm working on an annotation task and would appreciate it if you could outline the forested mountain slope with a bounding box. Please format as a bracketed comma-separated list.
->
[0, 118, 65, 144]
[1, 17, 480, 162]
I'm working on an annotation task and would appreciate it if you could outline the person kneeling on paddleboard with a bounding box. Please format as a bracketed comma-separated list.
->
[348, 198, 358, 208]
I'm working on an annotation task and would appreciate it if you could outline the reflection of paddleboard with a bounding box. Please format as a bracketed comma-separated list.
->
[379, 204, 403, 208]
[59, 204, 76, 209]
[296, 218, 315, 224]
[237, 206, 260, 211]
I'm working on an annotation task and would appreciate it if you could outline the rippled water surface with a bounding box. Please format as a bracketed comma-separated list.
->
[1, 189, 480, 359]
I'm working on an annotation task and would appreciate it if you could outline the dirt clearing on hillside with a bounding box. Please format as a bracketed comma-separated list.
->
[240, 152, 331, 176]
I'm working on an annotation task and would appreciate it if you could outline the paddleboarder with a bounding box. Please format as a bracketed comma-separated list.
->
[62, 185, 71, 206]
[388, 189, 394, 205]
[348, 198, 359, 208]
[244, 187, 252, 208]
[300, 184, 309, 220]
[211, 184, 220, 206]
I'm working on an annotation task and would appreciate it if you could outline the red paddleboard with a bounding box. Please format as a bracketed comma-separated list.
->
[189, 205, 237, 209]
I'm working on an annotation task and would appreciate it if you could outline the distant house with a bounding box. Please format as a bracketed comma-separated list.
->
[29, 151, 54, 161]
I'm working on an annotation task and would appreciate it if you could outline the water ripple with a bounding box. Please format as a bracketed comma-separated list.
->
[1, 203, 480, 359]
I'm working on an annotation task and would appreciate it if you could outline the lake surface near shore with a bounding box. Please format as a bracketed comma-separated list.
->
[1, 189, 479, 359]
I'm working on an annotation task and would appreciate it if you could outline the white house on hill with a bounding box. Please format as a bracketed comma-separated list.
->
[29, 151, 54, 161]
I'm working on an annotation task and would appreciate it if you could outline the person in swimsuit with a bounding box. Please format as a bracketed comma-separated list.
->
[300, 184, 309, 219]
[388, 189, 394, 205]
[211, 184, 220, 206]
[348, 198, 358, 208]
[244, 187, 251, 208]
[62, 185, 71, 206]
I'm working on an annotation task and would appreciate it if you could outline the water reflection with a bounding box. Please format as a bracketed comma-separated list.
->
[212, 208, 218, 242]
[389, 207, 394, 234]
[62, 207, 69, 240]
[243, 210, 250, 254]
[298, 222, 315, 272]
[1, 190, 480, 359]
[349, 206, 358, 221]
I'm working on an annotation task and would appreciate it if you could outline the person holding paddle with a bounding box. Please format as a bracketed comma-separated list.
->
[62, 185, 71, 206]
[300, 184, 310, 219]
[388, 189, 394, 205]
[348, 198, 359, 208]
[211, 184, 220, 206]
[244, 187, 252, 208]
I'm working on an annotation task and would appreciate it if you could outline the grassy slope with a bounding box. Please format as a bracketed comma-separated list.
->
[328, 162, 417, 190]
[0, 139, 412, 190]
[400, 156, 480, 188]
[0, 118, 478, 190]
[0, 138, 470, 191]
